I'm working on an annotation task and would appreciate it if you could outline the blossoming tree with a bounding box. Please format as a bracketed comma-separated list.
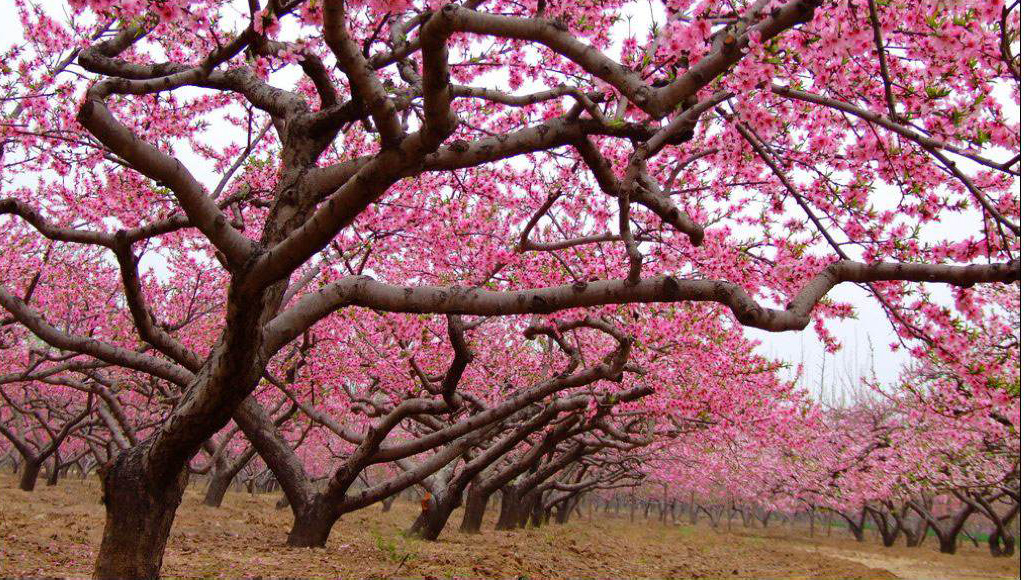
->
[0, 0, 1019, 577]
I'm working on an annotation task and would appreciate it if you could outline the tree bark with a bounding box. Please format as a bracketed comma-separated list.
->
[93, 446, 189, 579]
[867, 507, 900, 547]
[847, 520, 865, 542]
[459, 486, 490, 533]
[286, 502, 338, 548]
[554, 495, 576, 524]
[409, 493, 459, 541]
[18, 459, 42, 492]
[202, 470, 233, 508]
[937, 533, 957, 554]
[989, 529, 1015, 557]
[46, 455, 61, 486]
[495, 488, 522, 530]
[527, 490, 544, 527]
[903, 516, 927, 547]
[881, 528, 899, 547]
[907, 498, 973, 556]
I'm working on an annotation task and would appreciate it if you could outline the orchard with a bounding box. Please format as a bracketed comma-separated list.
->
[0, 0, 1019, 578]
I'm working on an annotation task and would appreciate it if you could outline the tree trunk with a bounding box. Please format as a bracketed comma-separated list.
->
[937, 533, 957, 554]
[555, 496, 576, 524]
[529, 493, 545, 527]
[286, 502, 338, 548]
[495, 488, 522, 530]
[93, 447, 189, 579]
[46, 456, 61, 486]
[904, 516, 927, 547]
[408, 505, 428, 536]
[989, 529, 1015, 557]
[380, 494, 397, 512]
[518, 489, 542, 528]
[410, 494, 459, 541]
[847, 519, 865, 542]
[867, 508, 900, 547]
[18, 459, 42, 492]
[881, 528, 899, 547]
[202, 470, 233, 508]
[460, 488, 489, 534]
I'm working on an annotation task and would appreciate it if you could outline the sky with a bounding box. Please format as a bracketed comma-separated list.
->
[2, 0, 1016, 400]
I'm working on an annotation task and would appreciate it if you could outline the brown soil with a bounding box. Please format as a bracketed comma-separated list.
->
[734, 524, 1021, 580]
[0, 474, 1014, 579]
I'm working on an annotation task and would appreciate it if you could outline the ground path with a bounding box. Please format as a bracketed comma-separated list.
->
[792, 545, 1010, 580]
[1, 475, 1018, 578]
[746, 528, 1019, 580]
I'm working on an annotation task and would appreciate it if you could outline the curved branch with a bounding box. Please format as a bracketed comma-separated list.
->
[77, 94, 258, 267]
[0, 199, 114, 247]
[264, 259, 1019, 352]
[0, 287, 193, 387]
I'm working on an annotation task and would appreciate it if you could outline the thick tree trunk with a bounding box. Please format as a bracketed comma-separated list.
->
[908, 500, 972, 556]
[518, 488, 543, 528]
[46, 456, 61, 486]
[18, 459, 42, 492]
[529, 496, 545, 527]
[867, 508, 900, 547]
[93, 447, 189, 579]
[459, 488, 490, 534]
[519, 489, 541, 528]
[495, 488, 522, 530]
[286, 502, 338, 548]
[989, 529, 1015, 557]
[937, 534, 957, 554]
[203, 470, 233, 508]
[408, 508, 427, 535]
[410, 494, 459, 541]
[847, 520, 865, 542]
[555, 499, 573, 524]
[904, 517, 927, 547]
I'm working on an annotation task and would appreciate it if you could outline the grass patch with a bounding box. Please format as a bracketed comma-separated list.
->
[370, 528, 417, 564]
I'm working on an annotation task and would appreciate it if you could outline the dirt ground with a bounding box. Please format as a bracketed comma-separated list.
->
[736, 524, 1021, 580]
[0, 474, 1018, 579]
